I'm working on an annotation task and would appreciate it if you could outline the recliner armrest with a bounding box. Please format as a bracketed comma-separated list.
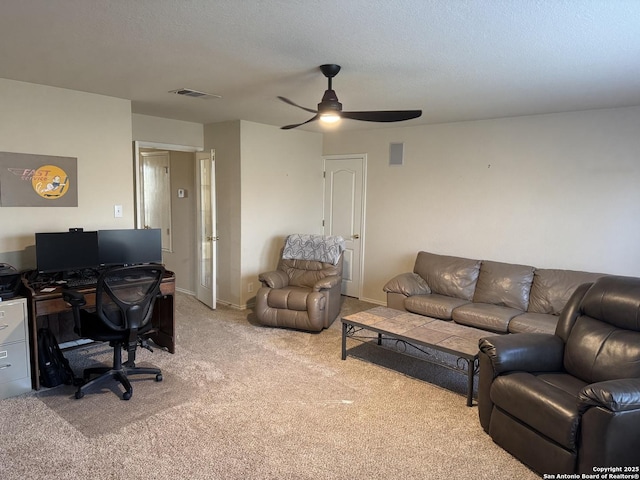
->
[579, 378, 640, 413]
[479, 333, 564, 374]
[383, 272, 430, 296]
[258, 270, 289, 289]
[313, 275, 342, 291]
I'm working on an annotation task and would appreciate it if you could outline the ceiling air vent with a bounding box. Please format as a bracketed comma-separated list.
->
[169, 88, 221, 100]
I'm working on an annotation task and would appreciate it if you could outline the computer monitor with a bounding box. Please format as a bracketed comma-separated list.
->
[98, 229, 162, 266]
[35, 231, 100, 273]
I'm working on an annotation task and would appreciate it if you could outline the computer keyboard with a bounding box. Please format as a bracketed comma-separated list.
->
[64, 274, 133, 288]
[65, 276, 99, 288]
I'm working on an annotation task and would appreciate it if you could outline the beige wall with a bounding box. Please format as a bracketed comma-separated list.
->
[0, 79, 133, 270]
[323, 106, 640, 304]
[7, 78, 639, 309]
[132, 114, 204, 149]
[239, 121, 323, 307]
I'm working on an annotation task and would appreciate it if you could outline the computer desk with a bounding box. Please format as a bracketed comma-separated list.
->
[22, 270, 176, 390]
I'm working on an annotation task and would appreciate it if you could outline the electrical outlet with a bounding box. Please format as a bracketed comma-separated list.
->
[114, 205, 123, 218]
[248, 282, 254, 293]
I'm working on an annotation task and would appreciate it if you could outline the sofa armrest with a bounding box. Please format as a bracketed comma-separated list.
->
[579, 378, 640, 413]
[258, 270, 289, 289]
[383, 272, 430, 296]
[479, 333, 564, 374]
[313, 275, 342, 291]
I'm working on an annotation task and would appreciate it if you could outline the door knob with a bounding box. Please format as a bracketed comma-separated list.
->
[353, 234, 360, 239]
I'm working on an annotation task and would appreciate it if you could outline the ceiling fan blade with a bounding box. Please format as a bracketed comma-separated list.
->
[341, 110, 422, 123]
[277, 96, 317, 114]
[281, 114, 319, 130]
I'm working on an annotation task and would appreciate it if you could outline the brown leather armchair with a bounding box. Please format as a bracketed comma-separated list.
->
[255, 236, 344, 332]
[478, 275, 640, 475]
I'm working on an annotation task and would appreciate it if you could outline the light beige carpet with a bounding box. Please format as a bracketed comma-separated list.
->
[37, 348, 197, 437]
[0, 293, 538, 480]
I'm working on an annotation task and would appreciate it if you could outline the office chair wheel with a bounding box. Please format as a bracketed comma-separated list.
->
[75, 390, 84, 399]
[123, 391, 132, 401]
[156, 373, 163, 382]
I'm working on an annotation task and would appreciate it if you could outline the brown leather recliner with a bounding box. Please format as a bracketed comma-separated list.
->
[478, 275, 640, 475]
[255, 251, 343, 332]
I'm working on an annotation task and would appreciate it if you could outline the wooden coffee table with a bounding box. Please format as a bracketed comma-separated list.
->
[341, 306, 497, 406]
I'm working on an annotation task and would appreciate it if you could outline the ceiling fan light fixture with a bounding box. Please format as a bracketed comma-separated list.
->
[320, 112, 341, 124]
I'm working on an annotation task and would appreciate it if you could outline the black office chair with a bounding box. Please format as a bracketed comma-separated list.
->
[62, 264, 165, 400]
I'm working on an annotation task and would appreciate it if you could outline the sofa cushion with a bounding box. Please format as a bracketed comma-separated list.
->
[473, 260, 534, 311]
[528, 269, 605, 315]
[452, 303, 523, 333]
[413, 251, 481, 301]
[508, 312, 558, 335]
[405, 293, 469, 320]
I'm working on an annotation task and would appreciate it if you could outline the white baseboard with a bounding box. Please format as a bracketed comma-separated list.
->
[175, 287, 195, 295]
[354, 296, 386, 306]
[216, 298, 253, 310]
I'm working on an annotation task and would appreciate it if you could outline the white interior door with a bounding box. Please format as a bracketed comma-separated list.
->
[196, 150, 217, 309]
[323, 155, 366, 298]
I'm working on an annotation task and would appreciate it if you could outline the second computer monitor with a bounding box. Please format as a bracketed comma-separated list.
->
[98, 229, 162, 266]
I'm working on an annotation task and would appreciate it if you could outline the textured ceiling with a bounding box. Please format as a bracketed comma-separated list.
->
[1, 0, 639, 131]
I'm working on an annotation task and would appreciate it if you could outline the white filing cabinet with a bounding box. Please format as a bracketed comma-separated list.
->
[0, 297, 32, 399]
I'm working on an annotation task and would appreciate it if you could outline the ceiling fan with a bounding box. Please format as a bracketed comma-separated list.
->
[278, 64, 422, 130]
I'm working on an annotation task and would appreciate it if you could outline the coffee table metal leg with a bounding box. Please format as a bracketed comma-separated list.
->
[377, 332, 382, 345]
[341, 322, 347, 360]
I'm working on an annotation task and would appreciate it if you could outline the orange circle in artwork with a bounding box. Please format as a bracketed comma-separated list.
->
[31, 165, 70, 199]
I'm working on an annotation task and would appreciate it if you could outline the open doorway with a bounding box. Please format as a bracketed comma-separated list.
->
[133, 141, 216, 304]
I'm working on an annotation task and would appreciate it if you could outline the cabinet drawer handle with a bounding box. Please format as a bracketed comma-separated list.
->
[0, 363, 11, 370]
[0, 324, 9, 330]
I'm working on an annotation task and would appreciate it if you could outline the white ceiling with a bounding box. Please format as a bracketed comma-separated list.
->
[1, 0, 639, 132]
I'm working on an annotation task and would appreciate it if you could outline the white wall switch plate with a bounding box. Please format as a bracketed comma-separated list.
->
[114, 204, 123, 218]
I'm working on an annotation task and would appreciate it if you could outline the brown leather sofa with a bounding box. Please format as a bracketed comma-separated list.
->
[384, 251, 605, 335]
[255, 247, 343, 332]
[478, 275, 640, 474]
